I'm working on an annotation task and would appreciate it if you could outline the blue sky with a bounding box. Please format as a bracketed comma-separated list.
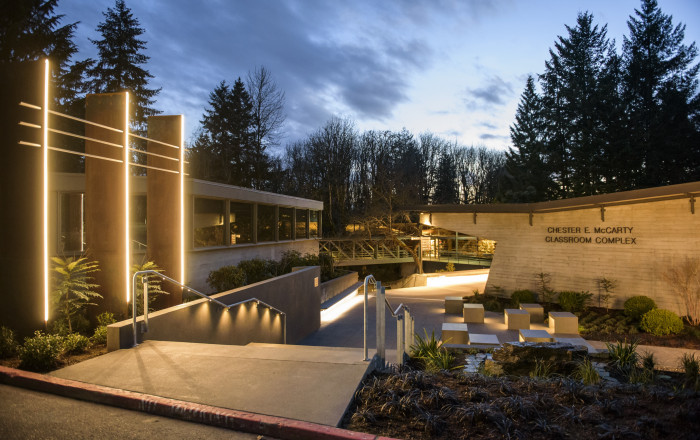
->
[56, 0, 700, 153]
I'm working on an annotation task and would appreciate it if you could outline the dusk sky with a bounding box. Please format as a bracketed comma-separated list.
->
[56, 0, 700, 154]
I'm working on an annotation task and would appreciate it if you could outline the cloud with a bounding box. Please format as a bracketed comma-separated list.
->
[479, 133, 508, 140]
[467, 75, 514, 107]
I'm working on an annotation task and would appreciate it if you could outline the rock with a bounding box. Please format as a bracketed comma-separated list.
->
[491, 342, 588, 376]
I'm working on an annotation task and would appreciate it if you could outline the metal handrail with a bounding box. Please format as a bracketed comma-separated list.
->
[131, 270, 287, 347]
[363, 275, 378, 361]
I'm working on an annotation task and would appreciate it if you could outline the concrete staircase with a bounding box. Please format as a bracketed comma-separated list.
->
[51, 340, 377, 426]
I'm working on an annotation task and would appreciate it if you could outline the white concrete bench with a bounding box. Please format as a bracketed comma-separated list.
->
[505, 308, 530, 330]
[519, 303, 544, 323]
[444, 296, 463, 314]
[463, 303, 484, 323]
[519, 329, 553, 342]
[441, 323, 469, 345]
[549, 311, 579, 334]
[468, 333, 500, 347]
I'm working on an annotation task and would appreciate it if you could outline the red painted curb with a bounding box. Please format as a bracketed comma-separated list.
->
[0, 366, 399, 440]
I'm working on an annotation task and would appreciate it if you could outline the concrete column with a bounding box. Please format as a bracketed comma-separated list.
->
[85, 93, 128, 317]
[147, 115, 184, 306]
[0, 61, 44, 335]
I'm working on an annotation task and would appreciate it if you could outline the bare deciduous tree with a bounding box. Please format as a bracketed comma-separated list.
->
[663, 257, 700, 325]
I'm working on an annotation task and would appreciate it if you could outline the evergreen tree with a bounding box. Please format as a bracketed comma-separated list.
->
[433, 149, 459, 204]
[623, 0, 700, 186]
[541, 12, 614, 197]
[88, 0, 160, 134]
[501, 75, 553, 202]
[191, 78, 254, 187]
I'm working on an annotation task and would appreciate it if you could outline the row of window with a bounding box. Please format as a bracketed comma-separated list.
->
[57, 193, 320, 253]
[194, 198, 320, 248]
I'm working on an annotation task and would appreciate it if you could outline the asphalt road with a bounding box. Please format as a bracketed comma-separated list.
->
[0, 384, 276, 440]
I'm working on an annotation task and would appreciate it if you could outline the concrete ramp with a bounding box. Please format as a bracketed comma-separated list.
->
[50, 340, 374, 426]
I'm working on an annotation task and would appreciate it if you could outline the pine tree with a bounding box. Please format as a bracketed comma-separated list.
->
[502, 75, 553, 202]
[88, 0, 160, 134]
[191, 78, 254, 186]
[433, 149, 459, 204]
[541, 12, 614, 197]
[623, 0, 700, 186]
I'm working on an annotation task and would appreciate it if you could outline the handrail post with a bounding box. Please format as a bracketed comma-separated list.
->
[396, 314, 404, 366]
[363, 274, 376, 361]
[143, 278, 148, 332]
[376, 282, 385, 367]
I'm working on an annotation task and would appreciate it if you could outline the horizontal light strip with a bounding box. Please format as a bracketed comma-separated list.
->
[130, 162, 179, 174]
[19, 121, 42, 129]
[49, 127, 124, 149]
[19, 101, 42, 110]
[128, 132, 179, 149]
[48, 109, 124, 133]
[19, 140, 42, 148]
[128, 147, 179, 162]
[48, 145, 124, 163]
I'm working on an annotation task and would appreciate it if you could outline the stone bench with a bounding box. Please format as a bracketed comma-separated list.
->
[441, 323, 469, 345]
[549, 311, 579, 334]
[444, 296, 463, 314]
[519, 303, 544, 323]
[519, 329, 553, 342]
[468, 333, 500, 347]
[505, 308, 530, 330]
[463, 303, 485, 323]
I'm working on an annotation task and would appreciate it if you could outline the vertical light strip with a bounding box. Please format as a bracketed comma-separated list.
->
[43, 59, 50, 322]
[124, 92, 130, 304]
[180, 115, 185, 285]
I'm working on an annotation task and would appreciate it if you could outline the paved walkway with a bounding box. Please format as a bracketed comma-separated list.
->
[49, 340, 374, 427]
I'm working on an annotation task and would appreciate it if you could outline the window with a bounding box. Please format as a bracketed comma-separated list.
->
[230, 202, 253, 244]
[131, 195, 147, 251]
[296, 209, 308, 239]
[257, 204, 276, 242]
[193, 198, 225, 247]
[279, 207, 293, 240]
[309, 210, 320, 238]
[58, 193, 84, 253]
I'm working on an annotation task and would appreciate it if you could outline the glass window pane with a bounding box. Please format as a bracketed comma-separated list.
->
[295, 209, 308, 239]
[257, 204, 276, 242]
[309, 210, 319, 238]
[230, 202, 253, 244]
[194, 198, 224, 247]
[59, 193, 84, 253]
[279, 207, 293, 241]
[131, 195, 147, 251]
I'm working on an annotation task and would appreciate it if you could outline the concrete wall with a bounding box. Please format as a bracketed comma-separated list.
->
[108, 266, 321, 350]
[424, 196, 699, 314]
[187, 239, 319, 293]
[320, 271, 359, 303]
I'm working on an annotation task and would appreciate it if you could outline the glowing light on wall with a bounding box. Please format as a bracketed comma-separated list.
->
[43, 59, 49, 322]
[124, 92, 131, 304]
[426, 273, 489, 288]
[180, 115, 185, 285]
[321, 290, 363, 323]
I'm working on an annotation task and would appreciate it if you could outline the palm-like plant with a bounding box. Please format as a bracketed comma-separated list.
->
[130, 260, 166, 316]
[51, 256, 101, 332]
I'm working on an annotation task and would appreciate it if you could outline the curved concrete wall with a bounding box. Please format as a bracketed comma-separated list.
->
[424, 196, 699, 314]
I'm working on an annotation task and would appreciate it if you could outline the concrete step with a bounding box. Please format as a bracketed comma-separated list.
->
[50, 340, 375, 427]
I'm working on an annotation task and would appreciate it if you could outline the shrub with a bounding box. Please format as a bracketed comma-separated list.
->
[640, 309, 684, 336]
[0, 326, 18, 358]
[238, 258, 278, 284]
[92, 325, 108, 345]
[606, 340, 638, 378]
[511, 289, 535, 307]
[624, 296, 656, 320]
[484, 297, 503, 313]
[681, 353, 700, 391]
[534, 272, 555, 305]
[19, 331, 64, 372]
[410, 329, 454, 372]
[97, 312, 116, 327]
[573, 358, 601, 385]
[63, 333, 91, 355]
[207, 265, 246, 292]
[558, 291, 593, 313]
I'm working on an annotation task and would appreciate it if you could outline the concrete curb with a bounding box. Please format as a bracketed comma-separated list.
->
[0, 366, 397, 440]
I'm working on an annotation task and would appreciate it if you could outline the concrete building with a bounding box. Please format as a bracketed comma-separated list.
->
[421, 182, 700, 314]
